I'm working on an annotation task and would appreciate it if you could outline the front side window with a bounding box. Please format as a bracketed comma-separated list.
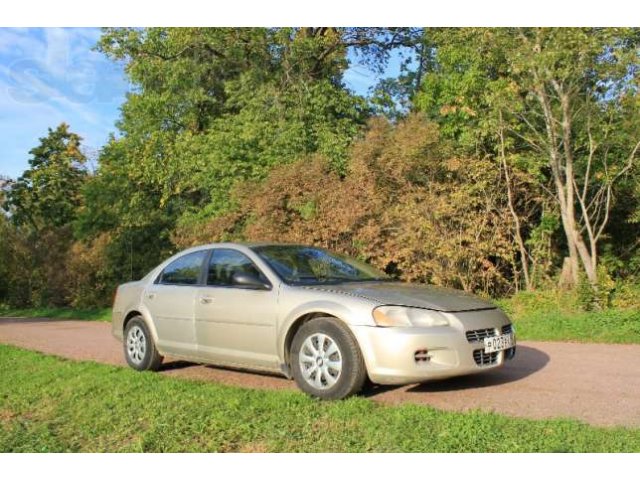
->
[158, 250, 207, 285]
[251, 245, 389, 285]
[207, 249, 269, 287]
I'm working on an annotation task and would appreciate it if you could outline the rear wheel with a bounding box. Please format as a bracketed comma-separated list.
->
[124, 316, 163, 371]
[290, 317, 367, 400]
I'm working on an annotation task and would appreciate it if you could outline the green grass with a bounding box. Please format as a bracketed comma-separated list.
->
[498, 290, 640, 344]
[0, 344, 638, 452]
[508, 308, 640, 344]
[0, 307, 111, 322]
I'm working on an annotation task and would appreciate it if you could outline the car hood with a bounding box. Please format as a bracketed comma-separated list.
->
[306, 281, 496, 312]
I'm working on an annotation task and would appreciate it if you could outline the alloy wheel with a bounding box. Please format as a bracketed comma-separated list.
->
[126, 325, 146, 365]
[298, 333, 343, 390]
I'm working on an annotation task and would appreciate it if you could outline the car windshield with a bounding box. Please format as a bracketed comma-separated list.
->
[251, 245, 391, 285]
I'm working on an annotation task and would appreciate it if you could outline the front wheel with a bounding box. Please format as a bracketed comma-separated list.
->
[124, 316, 163, 371]
[290, 317, 367, 400]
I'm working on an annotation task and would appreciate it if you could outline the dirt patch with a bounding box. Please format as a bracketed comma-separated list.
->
[238, 442, 270, 453]
[0, 409, 16, 424]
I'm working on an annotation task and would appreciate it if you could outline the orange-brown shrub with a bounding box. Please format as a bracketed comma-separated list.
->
[174, 115, 517, 295]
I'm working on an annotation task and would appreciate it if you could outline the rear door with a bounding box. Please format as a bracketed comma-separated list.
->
[194, 248, 280, 370]
[144, 250, 208, 356]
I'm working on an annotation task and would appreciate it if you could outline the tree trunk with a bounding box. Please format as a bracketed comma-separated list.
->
[558, 210, 581, 285]
[498, 113, 532, 290]
[557, 86, 598, 286]
[533, 76, 597, 287]
[559, 256, 575, 288]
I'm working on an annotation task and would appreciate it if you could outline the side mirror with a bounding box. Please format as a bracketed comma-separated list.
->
[231, 271, 270, 290]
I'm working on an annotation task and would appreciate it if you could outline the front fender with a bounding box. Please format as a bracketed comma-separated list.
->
[277, 297, 376, 360]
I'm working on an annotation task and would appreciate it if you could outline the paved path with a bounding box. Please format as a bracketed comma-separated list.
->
[1, 318, 639, 427]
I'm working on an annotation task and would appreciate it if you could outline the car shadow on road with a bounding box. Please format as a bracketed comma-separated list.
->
[362, 345, 550, 398]
[159, 360, 195, 372]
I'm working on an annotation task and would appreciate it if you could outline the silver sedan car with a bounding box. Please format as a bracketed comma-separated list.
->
[112, 243, 516, 399]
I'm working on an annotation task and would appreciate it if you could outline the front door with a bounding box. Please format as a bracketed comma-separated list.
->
[194, 248, 279, 370]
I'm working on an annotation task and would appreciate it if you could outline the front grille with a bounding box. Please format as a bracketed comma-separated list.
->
[473, 349, 499, 366]
[465, 327, 496, 343]
[466, 324, 513, 343]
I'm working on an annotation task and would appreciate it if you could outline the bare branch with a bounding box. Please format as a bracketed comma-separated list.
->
[582, 112, 596, 203]
[594, 185, 612, 243]
[573, 177, 595, 248]
[613, 139, 640, 183]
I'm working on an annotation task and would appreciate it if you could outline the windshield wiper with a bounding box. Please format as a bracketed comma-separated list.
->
[292, 276, 397, 285]
[323, 277, 396, 283]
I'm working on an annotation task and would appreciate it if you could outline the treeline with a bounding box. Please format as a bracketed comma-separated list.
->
[1, 28, 639, 309]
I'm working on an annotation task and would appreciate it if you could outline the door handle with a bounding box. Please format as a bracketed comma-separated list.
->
[199, 296, 213, 304]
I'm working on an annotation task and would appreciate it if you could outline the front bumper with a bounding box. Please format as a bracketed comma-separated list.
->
[349, 311, 515, 385]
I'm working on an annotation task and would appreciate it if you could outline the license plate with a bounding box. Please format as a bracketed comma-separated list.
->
[484, 333, 515, 353]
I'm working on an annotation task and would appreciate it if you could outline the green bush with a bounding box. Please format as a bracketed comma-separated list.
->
[499, 283, 640, 343]
[611, 280, 640, 310]
[576, 265, 616, 311]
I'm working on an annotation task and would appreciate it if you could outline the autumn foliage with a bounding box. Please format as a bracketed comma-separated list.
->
[2, 28, 639, 310]
[174, 116, 515, 295]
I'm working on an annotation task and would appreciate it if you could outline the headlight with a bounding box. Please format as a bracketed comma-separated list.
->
[372, 306, 449, 328]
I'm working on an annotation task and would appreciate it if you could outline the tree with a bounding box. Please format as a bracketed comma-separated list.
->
[0, 182, 12, 302]
[4, 123, 87, 230]
[74, 136, 177, 292]
[1, 124, 87, 306]
[415, 28, 640, 289]
[76, 27, 422, 283]
[94, 28, 422, 216]
[176, 116, 518, 296]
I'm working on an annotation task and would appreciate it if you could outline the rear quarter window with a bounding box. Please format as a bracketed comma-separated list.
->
[158, 250, 207, 285]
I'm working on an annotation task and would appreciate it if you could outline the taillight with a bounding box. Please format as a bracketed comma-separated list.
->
[112, 288, 118, 307]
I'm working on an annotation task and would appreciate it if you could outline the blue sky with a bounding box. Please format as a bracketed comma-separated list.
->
[0, 28, 129, 177]
[0, 28, 399, 179]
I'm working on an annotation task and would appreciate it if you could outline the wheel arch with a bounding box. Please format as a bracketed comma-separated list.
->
[123, 310, 142, 331]
[282, 311, 341, 372]
[122, 308, 159, 344]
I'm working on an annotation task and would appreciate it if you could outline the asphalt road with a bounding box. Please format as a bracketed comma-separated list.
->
[1, 317, 639, 427]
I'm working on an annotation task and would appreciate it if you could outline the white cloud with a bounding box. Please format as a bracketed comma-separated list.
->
[44, 28, 72, 77]
[0, 28, 42, 56]
[0, 63, 102, 125]
[2, 28, 127, 100]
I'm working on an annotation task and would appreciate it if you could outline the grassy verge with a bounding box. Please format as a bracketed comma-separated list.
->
[0, 307, 111, 322]
[506, 308, 640, 344]
[1, 344, 638, 452]
[498, 290, 640, 344]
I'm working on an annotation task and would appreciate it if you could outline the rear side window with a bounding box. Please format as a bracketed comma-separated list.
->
[207, 249, 268, 287]
[159, 251, 207, 285]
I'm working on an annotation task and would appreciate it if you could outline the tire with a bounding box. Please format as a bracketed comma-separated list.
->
[123, 316, 163, 371]
[290, 317, 367, 400]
